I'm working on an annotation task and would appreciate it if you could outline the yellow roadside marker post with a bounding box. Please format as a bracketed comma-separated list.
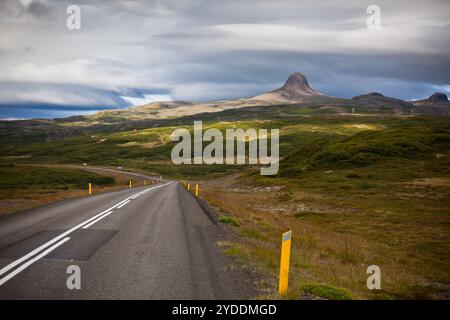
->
[187, 183, 190, 191]
[129, 180, 132, 188]
[88, 183, 92, 195]
[144, 180, 147, 186]
[279, 230, 292, 296]
[195, 184, 199, 197]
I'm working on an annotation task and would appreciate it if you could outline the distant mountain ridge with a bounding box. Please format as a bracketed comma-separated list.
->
[412, 92, 450, 115]
[64, 73, 450, 123]
[3, 72, 448, 125]
[351, 92, 414, 114]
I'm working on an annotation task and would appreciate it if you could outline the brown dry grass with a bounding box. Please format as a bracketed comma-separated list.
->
[0, 165, 154, 216]
[197, 174, 450, 300]
[0, 185, 126, 216]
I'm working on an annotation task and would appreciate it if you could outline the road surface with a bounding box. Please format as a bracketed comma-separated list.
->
[0, 181, 252, 299]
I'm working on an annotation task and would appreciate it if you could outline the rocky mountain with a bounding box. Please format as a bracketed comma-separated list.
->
[428, 92, 449, 103]
[412, 92, 450, 116]
[5, 73, 448, 128]
[280, 72, 321, 96]
[352, 92, 413, 114]
[58, 74, 450, 125]
[413, 92, 449, 105]
[249, 72, 322, 104]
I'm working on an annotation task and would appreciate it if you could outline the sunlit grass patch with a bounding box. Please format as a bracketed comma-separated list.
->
[300, 284, 353, 300]
[219, 215, 241, 227]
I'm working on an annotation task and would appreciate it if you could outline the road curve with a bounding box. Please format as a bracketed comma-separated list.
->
[0, 181, 251, 299]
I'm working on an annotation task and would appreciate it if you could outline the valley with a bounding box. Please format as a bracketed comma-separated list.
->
[0, 73, 449, 299]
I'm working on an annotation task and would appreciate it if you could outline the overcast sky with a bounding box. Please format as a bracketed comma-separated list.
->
[0, 0, 449, 118]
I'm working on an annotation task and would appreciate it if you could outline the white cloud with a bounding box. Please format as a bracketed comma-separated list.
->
[0, 0, 448, 113]
[0, 83, 128, 107]
[121, 94, 173, 106]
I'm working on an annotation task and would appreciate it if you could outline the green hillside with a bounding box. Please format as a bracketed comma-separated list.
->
[0, 104, 449, 299]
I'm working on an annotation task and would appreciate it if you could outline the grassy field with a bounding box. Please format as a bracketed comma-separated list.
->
[196, 115, 450, 299]
[200, 164, 449, 299]
[0, 105, 449, 299]
[0, 163, 121, 215]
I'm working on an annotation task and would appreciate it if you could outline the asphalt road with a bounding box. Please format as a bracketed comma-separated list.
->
[72, 165, 163, 182]
[0, 181, 251, 299]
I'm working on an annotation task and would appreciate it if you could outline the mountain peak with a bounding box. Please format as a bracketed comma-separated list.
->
[282, 72, 309, 89]
[276, 72, 321, 98]
[249, 72, 322, 104]
[428, 92, 448, 103]
[366, 92, 385, 97]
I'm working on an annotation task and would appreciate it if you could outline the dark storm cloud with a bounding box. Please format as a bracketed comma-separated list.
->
[27, 1, 50, 17]
[0, 0, 449, 118]
[0, 81, 132, 106]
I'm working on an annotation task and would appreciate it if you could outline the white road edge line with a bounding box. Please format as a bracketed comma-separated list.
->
[82, 211, 113, 229]
[0, 182, 171, 281]
[0, 237, 71, 286]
